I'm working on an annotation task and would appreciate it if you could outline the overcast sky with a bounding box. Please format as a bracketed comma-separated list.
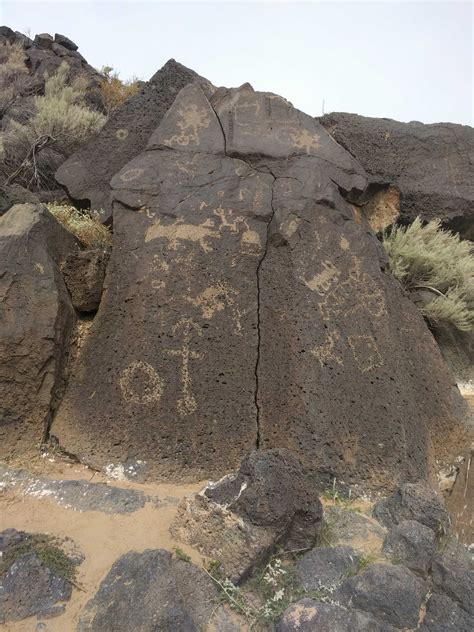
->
[2, 1, 473, 125]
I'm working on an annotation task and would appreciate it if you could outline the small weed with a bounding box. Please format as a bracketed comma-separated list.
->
[322, 479, 354, 508]
[315, 518, 335, 547]
[356, 553, 377, 572]
[173, 547, 192, 563]
[0, 533, 77, 585]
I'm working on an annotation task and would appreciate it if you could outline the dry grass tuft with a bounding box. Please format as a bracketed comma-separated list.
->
[47, 202, 112, 248]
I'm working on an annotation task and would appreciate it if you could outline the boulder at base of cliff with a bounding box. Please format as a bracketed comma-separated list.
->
[0, 204, 77, 456]
[320, 112, 474, 237]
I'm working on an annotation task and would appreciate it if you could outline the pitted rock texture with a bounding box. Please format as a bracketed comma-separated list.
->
[76, 549, 241, 631]
[52, 80, 472, 487]
[55, 60, 215, 221]
[0, 204, 77, 456]
[445, 447, 474, 546]
[319, 112, 474, 238]
[61, 248, 109, 312]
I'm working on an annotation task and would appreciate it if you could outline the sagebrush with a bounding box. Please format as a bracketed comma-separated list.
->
[0, 62, 106, 189]
[99, 66, 139, 115]
[383, 218, 474, 332]
[47, 203, 112, 247]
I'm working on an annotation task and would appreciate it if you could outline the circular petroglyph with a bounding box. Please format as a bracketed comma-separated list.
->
[116, 128, 129, 140]
[119, 360, 164, 405]
[120, 167, 144, 182]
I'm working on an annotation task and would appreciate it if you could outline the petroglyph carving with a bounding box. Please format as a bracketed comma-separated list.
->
[311, 330, 344, 367]
[318, 257, 387, 321]
[120, 167, 145, 182]
[163, 103, 211, 147]
[167, 318, 203, 416]
[287, 127, 320, 154]
[303, 261, 340, 294]
[214, 206, 261, 254]
[340, 236, 350, 251]
[348, 335, 384, 373]
[119, 361, 164, 405]
[145, 217, 220, 252]
[186, 282, 245, 334]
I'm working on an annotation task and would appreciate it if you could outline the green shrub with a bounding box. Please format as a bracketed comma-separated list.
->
[383, 218, 474, 332]
[0, 62, 106, 189]
[47, 202, 112, 247]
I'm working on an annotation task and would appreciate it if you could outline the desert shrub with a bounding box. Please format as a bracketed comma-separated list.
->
[0, 62, 106, 189]
[0, 41, 32, 117]
[99, 65, 139, 115]
[47, 202, 112, 247]
[383, 218, 474, 332]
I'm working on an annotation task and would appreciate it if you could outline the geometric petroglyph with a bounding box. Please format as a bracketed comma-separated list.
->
[347, 335, 384, 373]
[166, 318, 203, 416]
[287, 127, 321, 154]
[119, 360, 164, 405]
[186, 282, 245, 335]
[310, 329, 344, 367]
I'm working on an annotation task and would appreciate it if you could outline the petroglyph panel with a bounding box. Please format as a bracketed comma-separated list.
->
[119, 361, 164, 406]
[347, 335, 384, 373]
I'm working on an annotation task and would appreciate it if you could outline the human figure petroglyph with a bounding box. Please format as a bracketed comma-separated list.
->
[119, 361, 164, 406]
[167, 318, 203, 416]
[186, 282, 245, 335]
[162, 103, 211, 147]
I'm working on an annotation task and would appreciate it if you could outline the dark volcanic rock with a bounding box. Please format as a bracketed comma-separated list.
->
[52, 80, 472, 487]
[319, 112, 474, 238]
[55, 60, 215, 221]
[419, 593, 473, 632]
[205, 449, 323, 549]
[61, 248, 109, 312]
[373, 482, 450, 532]
[54, 33, 78, 51]
[76, 549, 240, 631]
[172, 449, 323, 582]
[431, 551, 474, 615]
[34, 32, 53, 49]
[446, 447, 474, 545]
[295, 546, 361, 590]
[277, 598, 397, 632]
[382, 519, 436, 576]
[337, 562, 427, 628]
[0, 204, 77, 456]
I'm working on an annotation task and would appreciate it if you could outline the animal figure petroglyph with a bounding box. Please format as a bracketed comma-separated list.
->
[347, 335, 384, 373]
[310, 330, 344, 367]
[186, 282, 245, 335]
[145, 217, 220, 252]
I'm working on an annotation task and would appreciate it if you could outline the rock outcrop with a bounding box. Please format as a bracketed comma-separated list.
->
[51, 79, 473, 488]
[55, 60, 215, 221]
[319, 112, 474, 238]
[0, 204, 78, 456]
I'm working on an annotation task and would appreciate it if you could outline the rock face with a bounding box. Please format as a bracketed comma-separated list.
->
[382, 520, 436, 576]
[55, 60, 215, 221]
[0, 204, 77, 456]
[77, 549, 240, 632]
[61, 248, 109, 312]
[295, 546, 361, 590]
[51, 79, 472, 487]
[319, 112, 474, 237]
[445, 447, 474, 545]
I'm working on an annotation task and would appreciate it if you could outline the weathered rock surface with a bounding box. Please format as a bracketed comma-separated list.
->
[0, 529, 80, 623]
[55, 60, 215, 221]
[324, 506, 387, 555]
[319, 112, 474, 238]
[445, 447, 474, 545]
[295, 546, 361, 590]
[431, 550, 474, 615]
[172, 449, 323, 582]
[419, 593, 473, 632]
[76, 549, 241, 631]
[337, 562, 427, 628]
[52, 79, 472, 487]
[61, 248, 109, 312]
[0, 204, 77, 456]
[276, 598, 397, 632]
[382, 519, 436, 576]
[373, 482, 450, 532]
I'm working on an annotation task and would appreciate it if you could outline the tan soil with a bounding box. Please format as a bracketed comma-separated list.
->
[0, 456, 205, 632]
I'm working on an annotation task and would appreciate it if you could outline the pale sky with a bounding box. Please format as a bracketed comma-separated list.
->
[2, 1, 473, 125]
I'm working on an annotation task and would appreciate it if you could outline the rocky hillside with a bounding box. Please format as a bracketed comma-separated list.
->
[0, 27, 473, 632]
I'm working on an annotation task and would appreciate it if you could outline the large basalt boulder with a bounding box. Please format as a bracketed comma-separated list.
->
[76, 549, 241, 631]
[0, 204, 77, 456]
[319, 112, 474, 238]
[55, 60, 215, 222]
[51, 80, 473, 488]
